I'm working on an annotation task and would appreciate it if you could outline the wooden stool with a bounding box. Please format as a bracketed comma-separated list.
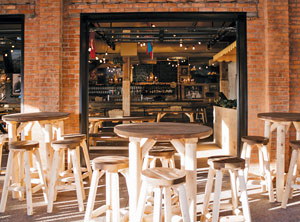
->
[241, 136, 274, 202]
[196, 107, 207, 124]
[62, 133, 92, 182]
[282, 140, 300, 208]
[0, 134, 8, 173]
[142, 145, 176, 170]
[136, 167, 190, 222]
[47, 139, 85, 213]
[84, 156, 129, 222]
[201, 156, 251, 222]
[0, 141, 48, 215]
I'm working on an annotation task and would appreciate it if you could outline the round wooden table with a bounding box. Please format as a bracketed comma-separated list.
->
[114, 122, 213, 221]
[2, 112, 70, 183]
[258, 112, 300, 202]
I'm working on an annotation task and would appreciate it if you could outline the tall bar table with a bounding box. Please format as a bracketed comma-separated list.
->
[258, 112, 300, 202]
[114, 122, 213, 221]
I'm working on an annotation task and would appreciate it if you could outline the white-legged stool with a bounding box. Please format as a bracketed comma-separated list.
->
[84, 156, 129, 222]
[62, 133, 92, 183]
[201, 156, 251, 222]
[136, 167, 190, 222]
[282, 140, 300, 208]
[47, 139, 85, 213]
[142, 145, 176, 170]
[0, 141, 48, 215]
[241, 136, 274, 202]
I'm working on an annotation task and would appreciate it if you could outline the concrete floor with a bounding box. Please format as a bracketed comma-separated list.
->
[0, 145, 300, 222]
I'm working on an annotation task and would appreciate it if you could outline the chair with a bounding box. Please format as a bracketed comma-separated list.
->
[282, 140, 300, 208]
[201, 156, 251, 222]
[136, 167, 190, 222]
[47, 138, 86, 213]
[84, 156, 129, 222]
[241, 136, 274, 202]
[108, 109, 124, 118]
[0, 141, 48, 215]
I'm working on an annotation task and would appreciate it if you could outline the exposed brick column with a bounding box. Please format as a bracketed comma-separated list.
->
[24, 0, 63, 112]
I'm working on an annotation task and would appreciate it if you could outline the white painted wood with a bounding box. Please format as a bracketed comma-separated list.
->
[178, 184, 191, 222]
[24, 151, 33, 215]
[163, 187, 172, 222]
[18, 151, 24, 200]
[229, 170, 238, 214]
[237, 169, 251, 222]
[112, 172, 120, 222]
[276, 124, 285, 202]
[128, 137, 142, 222]
[244, 144, 252, 181]
[135, 181, 148, 222]
[153, 187, 162, 222]
[184, 138, 197, 222]
[260, 145, 275, 202]
[257, 145, 266, 192]
[47, 149, 61, 213]
[80, 140, 92, 183]
[201, 167, 215, 222]
[71, 148, 85, 212]
[106, 172, 112, 222]
[0, 150, 14, 212]
[281, 149, 298, 208]
[34, 149, 48, 203]
[212, 170, 223, 222]
[141, 139, 156, 158]
[171, 139, 185, 170]
[12, 150, 19, 199]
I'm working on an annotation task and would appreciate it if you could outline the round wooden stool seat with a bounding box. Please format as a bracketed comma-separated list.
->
[290, 140, 300, 149]
[9, 141, 39, 150]
[241, 136, 269, 145]
[52, 138, 81, 150]
[92, 156, 129, 172]
[208, 155, 233, 161]
[208, 157, 245, 170]
[148, 146, 176, 158]
[142, 167, 186, 187]
[62, 133, 86, 140]
[0, 134, 8, 142]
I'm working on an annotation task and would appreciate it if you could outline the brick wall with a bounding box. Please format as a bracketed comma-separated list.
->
[0, 0, 295, 143]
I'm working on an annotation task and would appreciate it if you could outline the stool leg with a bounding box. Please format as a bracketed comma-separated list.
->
[244, 144, 252, 181]
[80, 140, 92, 183]
[170, 156, 175, 168]
[229, 169, 239, 215]
[12, 151, 19, 199]
[153, 187, 163, 222]
[136, 181, 148, 222]
[178, 184, 190, 222]
[201, 167, 215, 222]
[282, 149, 298, 208]
[84, 169, 105, 221]
[33, 149, 48, 204]
[47, 149, 62, 213]
[142, 155, 150, 170]
[24, 151, 33, 215]
[18, 151, 24, 201]
[71, 148, 85, 212]
[0, 150, 14, 213]
[163, 187, 172, 222]
[0, 141, 3, 172]
[111, 172, 120, 222]
[106, 172, 112, 222]
[258, 146, 267, 192]
[212, 170, 223, 222]
[260, 145, 274, 202]
[238, 169, 251, 222]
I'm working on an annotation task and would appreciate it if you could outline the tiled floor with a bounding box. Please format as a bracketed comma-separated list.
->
[0, 146, 300, 222]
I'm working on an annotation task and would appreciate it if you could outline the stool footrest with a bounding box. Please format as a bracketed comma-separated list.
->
[8, 183, 25, 192]
[91, 205, 109, 218]
[56, 184, 76, 190]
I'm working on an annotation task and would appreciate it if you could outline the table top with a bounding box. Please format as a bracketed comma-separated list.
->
[257, 112, 300, 122]
[2, 112, 70, 122]
[114, 122, 213, 140]
[89, 116, 156, 122]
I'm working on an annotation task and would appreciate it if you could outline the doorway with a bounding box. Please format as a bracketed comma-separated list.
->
[80, 12, 247, 154]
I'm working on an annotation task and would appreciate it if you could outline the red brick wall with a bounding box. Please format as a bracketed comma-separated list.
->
[0, 0, 294, 141]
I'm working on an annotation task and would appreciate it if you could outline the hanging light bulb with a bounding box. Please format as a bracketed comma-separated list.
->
[184, 47, 187, 50]
[192, 45, 195, 50]
[96, 56, 99, 60]
[179, 43, 183, 47]
[105, 52, 108, 56]
[12, 45, 15, 48]
[198, 41, 201, 45]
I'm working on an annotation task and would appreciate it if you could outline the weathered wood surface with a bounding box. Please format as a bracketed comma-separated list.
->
[2, 112, 70, 122]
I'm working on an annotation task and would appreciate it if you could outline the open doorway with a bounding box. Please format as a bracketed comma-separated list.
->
[80, 12, 247, 155]
[0, 15, 24, 133]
